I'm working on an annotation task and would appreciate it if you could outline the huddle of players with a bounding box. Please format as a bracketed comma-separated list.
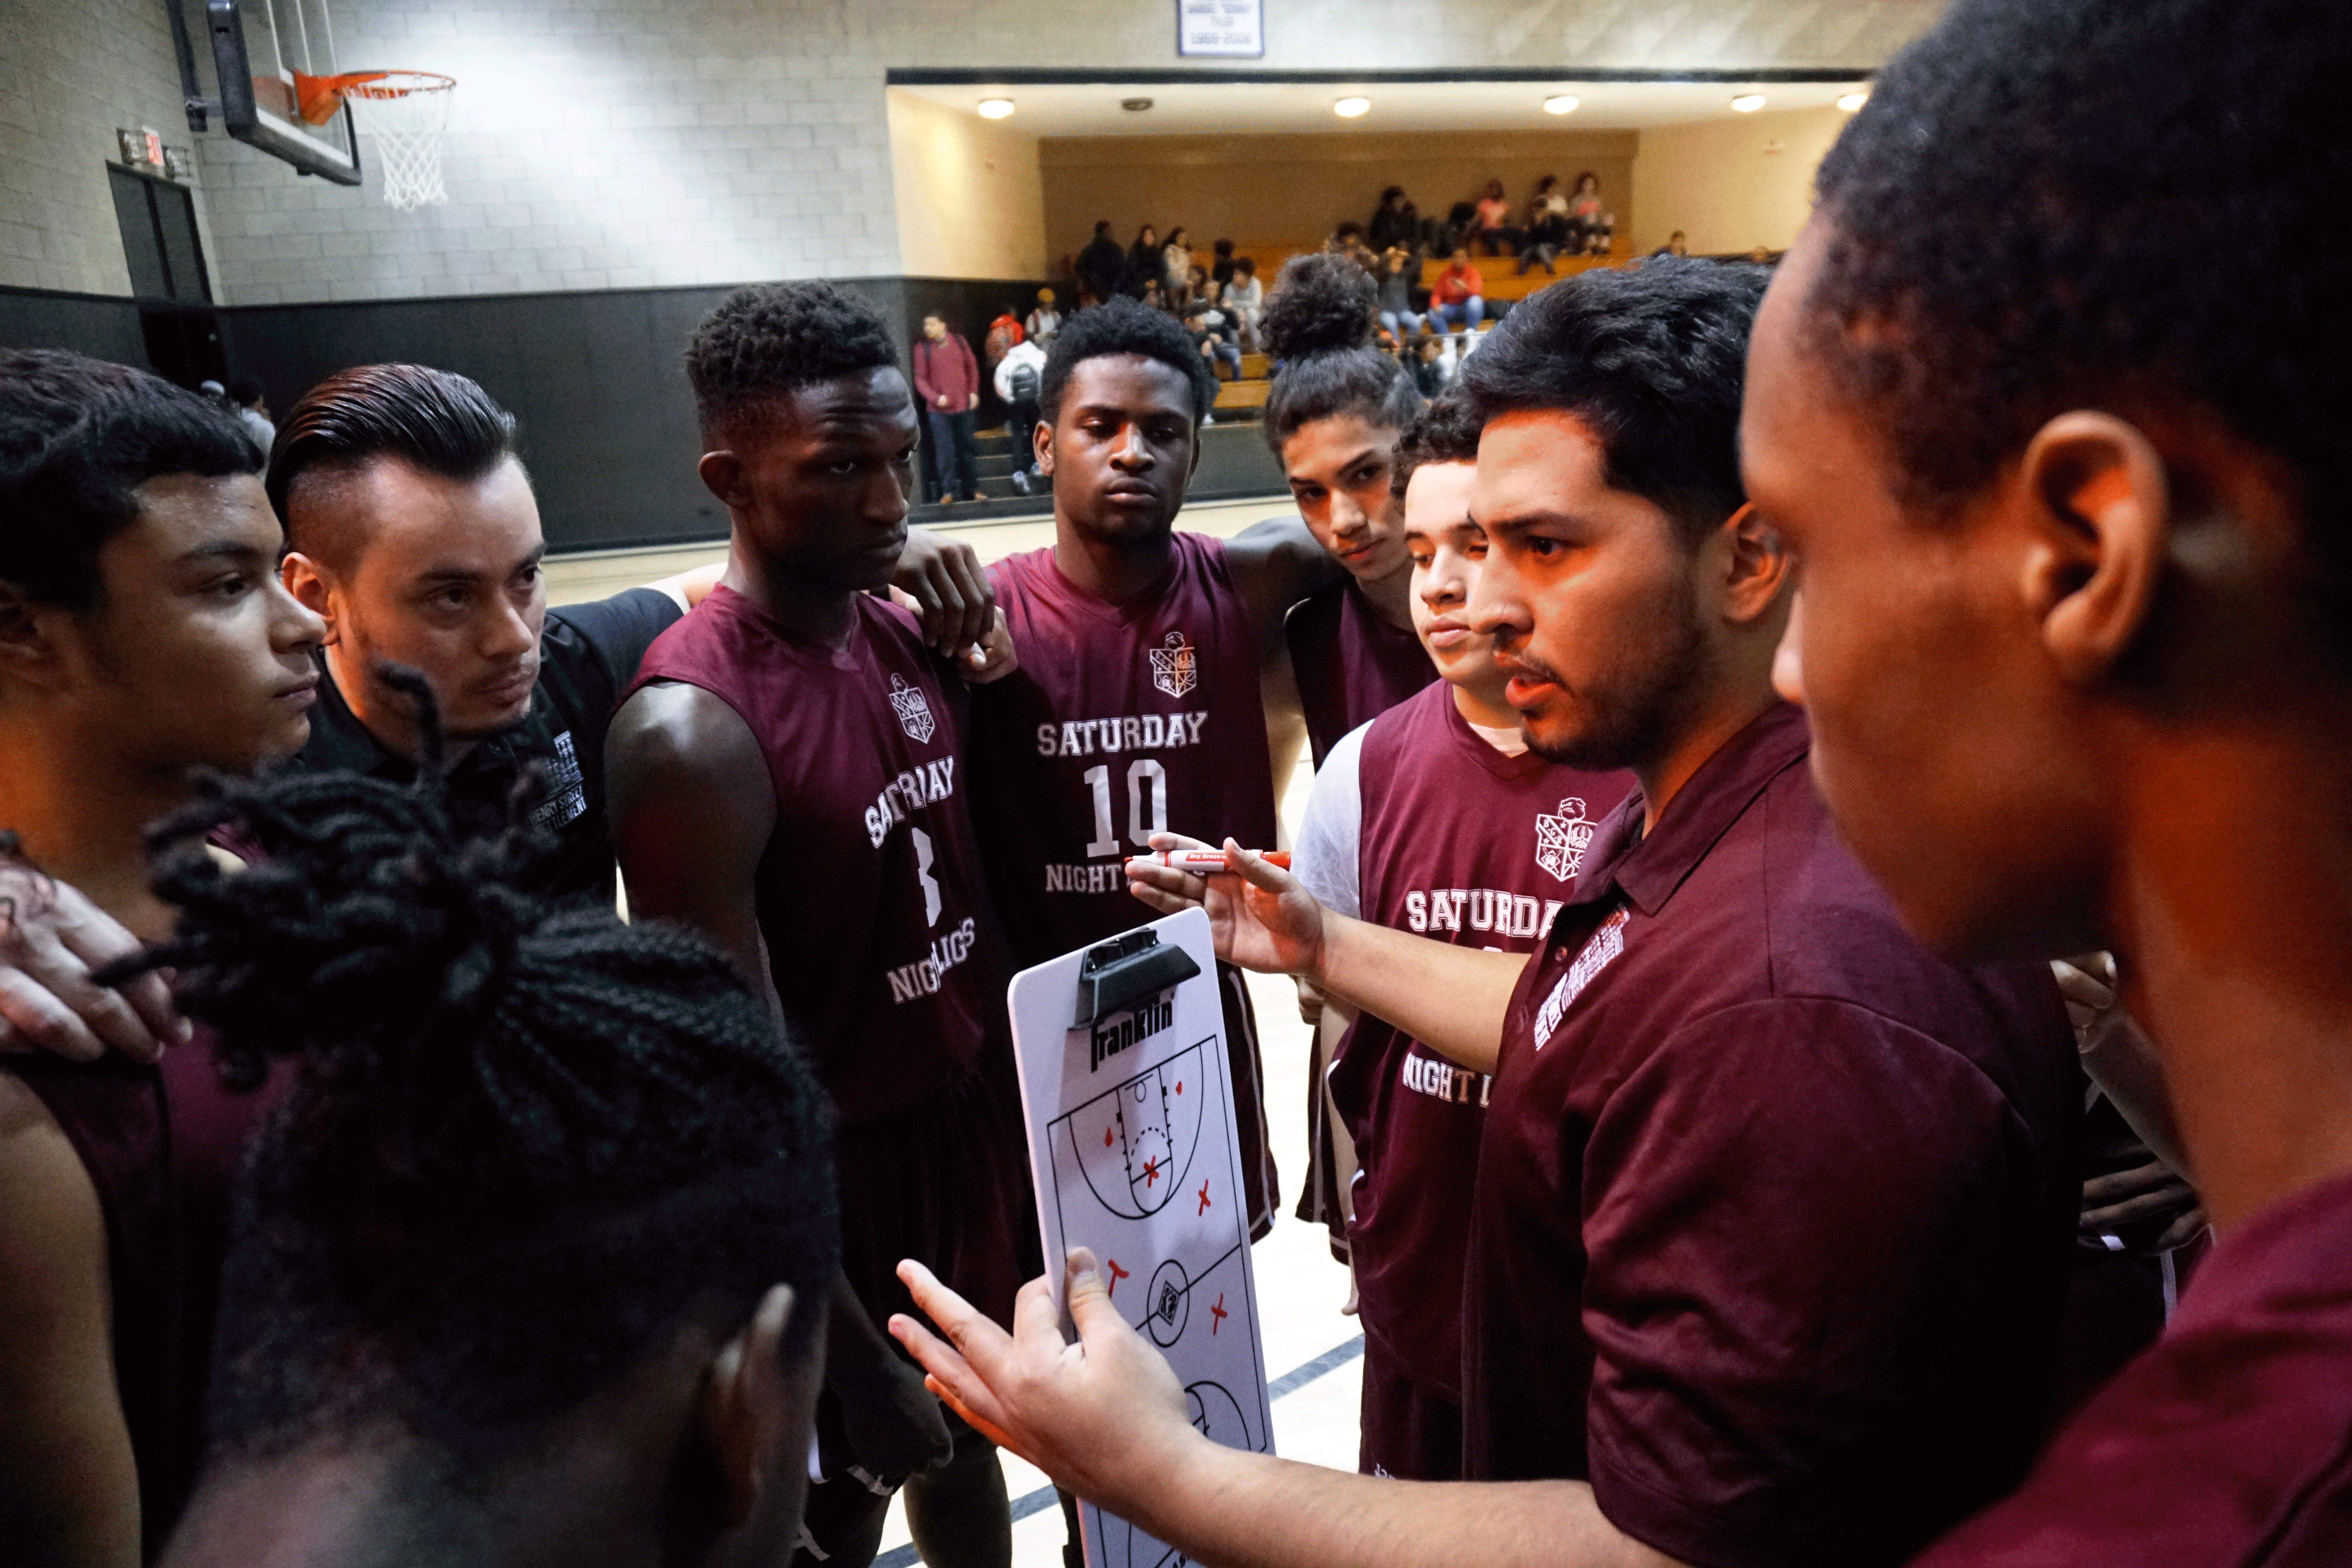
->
[7, 2, 2350, 1563]
[0, 267, 1357, 1565]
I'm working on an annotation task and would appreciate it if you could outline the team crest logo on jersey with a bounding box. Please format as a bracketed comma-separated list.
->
[1533, 797, 1597, 883]
[887, 673, 936, 743]
[1148, 631, 1198, 698]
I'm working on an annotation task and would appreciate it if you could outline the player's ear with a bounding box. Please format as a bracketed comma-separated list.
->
[279, 552, 341, 647]
[698, 450, 751, 510]
[697, 1284, 806, 1529]
[0, 578, 70, 690]
[1033, 418, 1056, 477]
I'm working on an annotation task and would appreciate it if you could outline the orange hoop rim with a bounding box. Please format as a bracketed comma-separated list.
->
[293, 70, 456, 125]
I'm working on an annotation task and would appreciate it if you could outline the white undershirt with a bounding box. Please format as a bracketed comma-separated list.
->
[1292, 703, 1527, 920]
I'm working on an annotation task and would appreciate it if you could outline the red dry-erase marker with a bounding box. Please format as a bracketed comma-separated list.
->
[1125, 849, 1291, 873]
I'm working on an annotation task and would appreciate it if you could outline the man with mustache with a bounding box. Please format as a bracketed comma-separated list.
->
[1288, 390, 1630, 1482]
[894, 263, 2080, 1568]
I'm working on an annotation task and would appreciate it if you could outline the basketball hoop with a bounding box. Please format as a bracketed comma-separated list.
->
[293, 69, 456, 210]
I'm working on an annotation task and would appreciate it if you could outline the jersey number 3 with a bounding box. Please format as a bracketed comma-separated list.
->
[1083, 760, 1168, 857]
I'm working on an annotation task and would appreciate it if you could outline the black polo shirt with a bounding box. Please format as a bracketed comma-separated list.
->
[292, 587, 682, 904]
[1465, 702, 2080, 1568]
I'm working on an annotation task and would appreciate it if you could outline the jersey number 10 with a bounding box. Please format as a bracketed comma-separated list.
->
[1083, 760, 1169, 857]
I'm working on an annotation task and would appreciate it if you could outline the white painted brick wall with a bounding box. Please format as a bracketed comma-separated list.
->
[0, 0, 225, 296]
[7, 0, 1938, 306]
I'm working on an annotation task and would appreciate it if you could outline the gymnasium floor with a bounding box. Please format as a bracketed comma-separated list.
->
[544, 495, 1367, 1568]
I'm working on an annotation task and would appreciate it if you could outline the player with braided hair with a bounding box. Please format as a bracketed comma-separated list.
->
[1253, 252, 1438, 1267]
[611, 279, 1029, 1568]
[1261, 251, 1433, 771]
[136, 682, 837, 1568]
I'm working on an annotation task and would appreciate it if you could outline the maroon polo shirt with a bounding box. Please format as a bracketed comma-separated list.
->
[1909, 1167, 2352, 1566]
[1464, 702, 2079, 1568]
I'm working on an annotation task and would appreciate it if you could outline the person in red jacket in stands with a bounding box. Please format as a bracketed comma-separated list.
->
[912, 314, 981, 505]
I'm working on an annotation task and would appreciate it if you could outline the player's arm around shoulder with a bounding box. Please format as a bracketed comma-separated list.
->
[0, 1070, 140, 1568]
[1223, 516, 1345, 657]
[605, 681, 778, 1007]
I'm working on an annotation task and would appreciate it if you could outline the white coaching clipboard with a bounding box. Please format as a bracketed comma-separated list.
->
[1008, 907, 1274, 1568]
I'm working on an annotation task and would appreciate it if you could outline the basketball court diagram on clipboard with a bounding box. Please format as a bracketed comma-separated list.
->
[1010, 909, 1273, 1568]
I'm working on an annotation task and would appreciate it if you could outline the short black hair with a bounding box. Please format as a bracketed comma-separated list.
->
[1808, 0, 2352, 639]
[268, 363, 518, 547]
[1039, 296, 1218, 426]
[686, 281, 901, 443]
[114, 674, 837, 1467]
[227, 376, 265, 408]
[1392, 391, 1484, 501]
[1234, 257, 1256, 277]
[0, 349, 261, 610]
[1260, 252, 1423, 454]
[1459, 258, 1766, 543]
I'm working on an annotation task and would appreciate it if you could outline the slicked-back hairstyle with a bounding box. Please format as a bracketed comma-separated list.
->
[107, 669, 837, 1467]
[268, 363, 518, 552]
[686, 281, 901, 445]
[1459, 259, 1767, 545]
[1808, 0, 2352, 626]
[1259, 252, 1423, 456]
[1391, 391, 1485, 502]
[1039, 295, 1218, 426]
[0, 349, 261, 610]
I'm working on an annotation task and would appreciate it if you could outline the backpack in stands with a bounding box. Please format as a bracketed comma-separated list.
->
[1007, 361, 1040, 404]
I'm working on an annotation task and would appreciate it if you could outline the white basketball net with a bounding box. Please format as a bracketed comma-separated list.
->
[345, 73, 455, 211]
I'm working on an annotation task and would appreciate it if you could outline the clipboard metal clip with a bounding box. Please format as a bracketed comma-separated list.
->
[1072, 928, 1202, 1028]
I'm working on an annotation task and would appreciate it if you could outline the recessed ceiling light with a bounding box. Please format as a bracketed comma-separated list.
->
[1730, 93, 1767, 113]
[1543, 94, 1580, 115]
[1334, 96, 1371, 118]
[977, 98, 1015, 120]
[1121, 97, 1154, 112]
[1836, 90, 1869, 112]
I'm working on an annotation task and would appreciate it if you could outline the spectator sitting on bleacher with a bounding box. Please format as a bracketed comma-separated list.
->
[1163, 228, 1196, 303]
[983, 305, 1024, 368]
[1431, 200, 1477, 258]
[1410, 332, 1449, 396]
[1183, 298, 1244, 385]
[1374, 244, 1422, 340]
[1210, 239, 1238, 290]
[1473, 179, 1520, 256]
[1189, 265, 1213, 312]
[1140, 277, 1167, 312]
[1221, 257, 1264, 349]
[1565, 170, 1613, 254]
[1026, 287, 1062, 345]
[1077, 220, 1126, 307]
[1368, 185, 1419, 250]
[1651, 230, 1690, 259]
[1428, 248, 1485, 338]
[1126, 225, 1162, 297]
[991, 334, 1047, 496]
[1518, 174, 1570, 275]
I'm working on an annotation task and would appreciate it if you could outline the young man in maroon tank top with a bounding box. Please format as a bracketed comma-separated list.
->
[0, 350, 328, 1564]
[960, 296, 1341, 1238]
[606, 281, 1028, 1568]
[1290, 394, 1632, 1482]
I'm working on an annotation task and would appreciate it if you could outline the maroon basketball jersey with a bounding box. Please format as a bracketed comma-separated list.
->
[12, 1029, 274, 1556]
[1284, 579, 1437, 768]
[968, 532, 1282, 1229]
[1330, 681, 1631, 1468]
[630, 587, 1007, 1125]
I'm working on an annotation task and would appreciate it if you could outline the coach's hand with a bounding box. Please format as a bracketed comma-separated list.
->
[0, 860, 184, 1063]
[893, 528, 996, 658]
[1127, 833, 1329, 981]
[891, 1250, 1196, 1515]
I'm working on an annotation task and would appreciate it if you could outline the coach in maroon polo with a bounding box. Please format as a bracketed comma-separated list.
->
[887, 262, 2079, 1568]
